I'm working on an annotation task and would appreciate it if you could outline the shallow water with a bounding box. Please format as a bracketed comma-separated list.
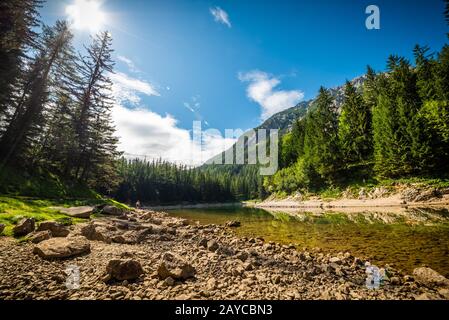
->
[167, 206, 449, 277]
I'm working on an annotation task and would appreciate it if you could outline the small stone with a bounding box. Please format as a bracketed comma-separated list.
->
[226, 220, 241, 228]
[198, 238, 208, 248]
[413, 267, 449, 288]
[106, 259, 144, 281]
[390, 277, 401, 285]
[206, 278, 217, 290]
[26, 230, 52, 243]
[273, 275, 281, 284]
[243, 262, 253, 271]
[236, 251, 249, 262]
[157, 252, 195, 280]
[438, 288, 449, 299]
[164, 277, 175, 286]
[207, 240, 219, 252]
[329, 257, 341, 264]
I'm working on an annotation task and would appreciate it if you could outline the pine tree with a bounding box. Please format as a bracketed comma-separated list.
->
[0, 0, 42, 123]
[304, 87, 341, 185]
[338, 81, 372, 164]
[0, 20, 74, 167]
[414, 45, 437, 101]
[72, 31, 121, 190]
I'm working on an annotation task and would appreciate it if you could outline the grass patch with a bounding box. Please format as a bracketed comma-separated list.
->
[0, 196, 85, 236]
[319, 187, 343, 200]
[0, 196, 131, 237]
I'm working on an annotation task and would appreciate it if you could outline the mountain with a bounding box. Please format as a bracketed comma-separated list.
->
[205, 75, 366, 165]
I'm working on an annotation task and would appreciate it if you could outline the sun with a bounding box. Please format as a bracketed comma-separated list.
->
[65, 0, 106, 33]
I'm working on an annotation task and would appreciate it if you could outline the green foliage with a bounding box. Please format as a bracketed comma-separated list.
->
[303, 87, 342, 184]
[273, 40, 449, 197]
[0, 165, 97, 199]
[114, 158, 263, 205]
[0, 3, 121, 198]
[339, 81, 372, 163]
[0, 196, 85, 236]
[266, 158, 310, 193]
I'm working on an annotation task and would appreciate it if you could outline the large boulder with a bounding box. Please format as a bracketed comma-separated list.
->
[80, 223, 113, 243]
[111, 230, 150, 244]
[101, 206, 125, 216]
[106, 259, 144, 281]
[157, 252, 196, 280]
[0, 223, 5, 234]
[413, 267, 449, 288]
[26, 230, 52, 244]
[56, 206, 93, 219]
[33, 236, 90, 259]
[13, 218, 35, 237]
[37, 221, 69, 237]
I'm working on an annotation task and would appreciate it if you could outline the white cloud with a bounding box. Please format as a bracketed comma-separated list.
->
[110, 72, 234, 165]
[238, 70, 304, 120]
[110, 72, 160, 105]
[117, 55, 139, 73]
[210, 7, 232, 28]
[112, 105, 235, 166]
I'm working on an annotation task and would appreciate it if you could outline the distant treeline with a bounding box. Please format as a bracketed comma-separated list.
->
[267, 43, 449, 194]
[114, 159, 263, 205]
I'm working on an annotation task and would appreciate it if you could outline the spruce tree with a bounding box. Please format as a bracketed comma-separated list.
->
[0, 0, 42, 131]
[0, 20, 74, 166]
[73, 31, 121, 190]
[338, 81, 372, 164]
[304, 87, 341, 185]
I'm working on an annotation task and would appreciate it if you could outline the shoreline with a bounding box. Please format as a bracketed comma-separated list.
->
[145, 202, 242, 210]
[1, 208, 448, 300]
[247, 194, 449, 211]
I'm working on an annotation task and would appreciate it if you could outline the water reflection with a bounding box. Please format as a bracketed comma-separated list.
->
[167, 206, 449, 277]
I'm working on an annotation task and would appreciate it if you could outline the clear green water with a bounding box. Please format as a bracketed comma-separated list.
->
[167, 206, 449, 277]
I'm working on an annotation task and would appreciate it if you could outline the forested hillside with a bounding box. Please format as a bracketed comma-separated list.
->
[1, 0, 448, 205]
[113, 159, 262, 204]
[266, 45, 449, 194]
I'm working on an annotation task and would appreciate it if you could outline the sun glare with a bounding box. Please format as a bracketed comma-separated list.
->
[65, 0, 106, 32]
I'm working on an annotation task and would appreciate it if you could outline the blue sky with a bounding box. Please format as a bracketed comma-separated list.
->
[40, 0, 448, 164]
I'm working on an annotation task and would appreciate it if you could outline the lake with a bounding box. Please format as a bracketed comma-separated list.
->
[167, 206, 449, 277]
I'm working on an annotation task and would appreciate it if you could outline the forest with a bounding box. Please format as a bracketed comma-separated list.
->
[1, 0, 448, 205]
[266, 43, 449, 194]
[0, 0, 260, 204]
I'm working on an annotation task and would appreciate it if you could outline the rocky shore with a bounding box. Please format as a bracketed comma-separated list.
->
[253, 186, 449, 210]
[1, 208, 448, 300]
